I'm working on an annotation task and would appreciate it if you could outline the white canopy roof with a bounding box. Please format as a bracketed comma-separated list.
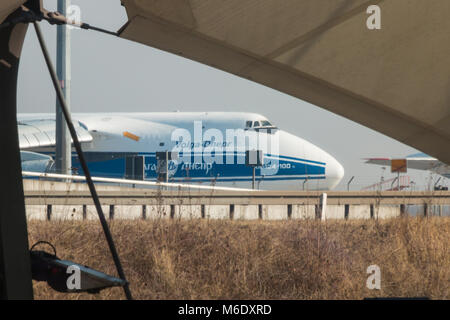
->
[0, 1, 25, 25]
[2, 1, 449, 163]
[119, 0, 450, 163]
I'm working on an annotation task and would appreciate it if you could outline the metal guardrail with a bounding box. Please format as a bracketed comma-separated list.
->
[25, 174, 450, 206]
[22, 171, 255, 192]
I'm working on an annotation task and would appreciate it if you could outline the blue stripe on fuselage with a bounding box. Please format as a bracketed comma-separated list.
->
[67, 152, 326, 181]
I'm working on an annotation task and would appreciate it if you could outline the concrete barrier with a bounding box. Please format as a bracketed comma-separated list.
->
[348, 205, 372, 219]
[177, 205, 202, 219]
[51, 205, 84, 220]
[204, 205, 230, 220]
[375, 205, 400, 219]
[146, 205, 172, 219]
[23, 179, 130, 192]
[291, 205, 316, 220]
[233, 205, 259, 220]
[112, 205, 143, 220]
[26, 205, 47, 220]
[85, 205, 111, 220]
[24, 203, 407, 221]
[324, 205, 345, 220]
[261, 205, 288, 220]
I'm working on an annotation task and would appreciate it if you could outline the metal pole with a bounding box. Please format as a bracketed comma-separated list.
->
[55, 0, 71, 175]
[347, 176, 355, 191]
[166, 151, 169, 184]
[391, 177, 398, 191]
[34, 22, 132, 300]
[252, 167, 256, 190]
[434, 177, 441, 191]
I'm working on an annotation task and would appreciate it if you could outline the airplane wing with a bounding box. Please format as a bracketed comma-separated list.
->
[365, 157, 441, 171]
[18, 119, 93, 150]
[20, 151, 54, 173]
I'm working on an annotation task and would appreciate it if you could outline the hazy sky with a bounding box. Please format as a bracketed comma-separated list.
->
[17, 0, 443, 190]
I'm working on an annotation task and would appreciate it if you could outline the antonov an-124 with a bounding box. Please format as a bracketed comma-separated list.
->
[18, 112, 344, 190]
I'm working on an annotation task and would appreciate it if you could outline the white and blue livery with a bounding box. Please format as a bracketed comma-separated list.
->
[18, 112, 344, 190]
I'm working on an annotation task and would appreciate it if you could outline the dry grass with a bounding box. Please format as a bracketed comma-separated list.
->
[27, 217, 449, 300]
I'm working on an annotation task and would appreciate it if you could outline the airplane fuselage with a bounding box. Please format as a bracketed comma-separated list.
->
[19, 112, 344, 190]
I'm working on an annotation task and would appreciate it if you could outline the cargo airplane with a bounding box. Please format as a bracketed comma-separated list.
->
[18, 112, 344, 190]
[366, 153, 450, 179]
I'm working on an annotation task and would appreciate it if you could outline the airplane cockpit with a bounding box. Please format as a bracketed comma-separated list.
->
[245, 119, 278, 133]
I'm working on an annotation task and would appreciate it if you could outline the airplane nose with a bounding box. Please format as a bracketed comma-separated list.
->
[326, 157, 345, 189]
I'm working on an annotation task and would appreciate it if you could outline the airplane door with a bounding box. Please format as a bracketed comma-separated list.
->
[125, 156, 145, 180]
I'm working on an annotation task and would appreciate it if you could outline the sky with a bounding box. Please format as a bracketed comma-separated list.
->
[16, 0, 445, 190]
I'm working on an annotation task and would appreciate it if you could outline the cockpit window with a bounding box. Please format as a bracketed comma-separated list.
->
[252, 120, 274, 128]
[246, 119, 277, 132]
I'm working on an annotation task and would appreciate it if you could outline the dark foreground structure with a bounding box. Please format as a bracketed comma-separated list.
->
[0, 9, 33, 299]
